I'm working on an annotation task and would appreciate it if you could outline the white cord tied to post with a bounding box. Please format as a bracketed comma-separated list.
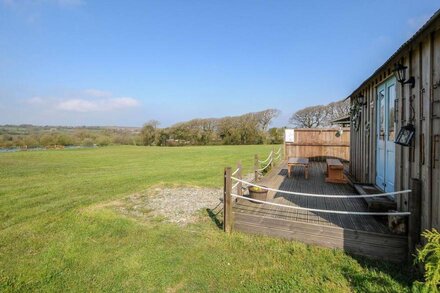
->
[258, 151, 273, 164]
[231, 177, 412, 199]
[257, 159, 273, 172]
[231, 193, 411, 216]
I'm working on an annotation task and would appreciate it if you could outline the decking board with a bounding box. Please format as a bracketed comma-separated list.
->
[233, 161, 408, 262]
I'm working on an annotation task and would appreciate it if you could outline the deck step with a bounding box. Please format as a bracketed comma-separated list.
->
[354, 184, 397, 212]
[233, 212, 407, 262]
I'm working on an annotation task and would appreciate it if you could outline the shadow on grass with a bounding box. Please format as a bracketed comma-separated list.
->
[341, 253, 417, 291]
[206, 201, 223, 230]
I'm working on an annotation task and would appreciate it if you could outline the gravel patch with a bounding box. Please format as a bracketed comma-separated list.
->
[116, 187, 223, 226]
[115, 173, 254, 226]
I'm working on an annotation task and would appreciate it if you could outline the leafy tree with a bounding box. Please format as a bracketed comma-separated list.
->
[141, 120, 159, 146]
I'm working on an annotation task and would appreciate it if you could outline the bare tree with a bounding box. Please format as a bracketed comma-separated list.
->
[289, 100, 350, 128]
[258, 109, 281, 131]
[289, 105, 327, 128]
[325, 100, 350, 124]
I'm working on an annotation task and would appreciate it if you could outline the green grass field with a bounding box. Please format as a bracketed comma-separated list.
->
[0, 145, 413, 292]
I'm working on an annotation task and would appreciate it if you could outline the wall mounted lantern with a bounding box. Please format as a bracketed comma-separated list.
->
[395, 124, 415, 146]
[393, 63, 415, 88]
[356, 95, 367, 106]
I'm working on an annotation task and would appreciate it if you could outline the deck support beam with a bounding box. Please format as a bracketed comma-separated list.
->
[223, 167, 233, 233]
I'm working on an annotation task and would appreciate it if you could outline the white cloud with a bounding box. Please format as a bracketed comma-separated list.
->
[26, 96, 45, 105]
[83, 89, 112, 98]
[55, 0, 83, 6]
[1, 0, 83, 7]
[57, 97, 140, 112]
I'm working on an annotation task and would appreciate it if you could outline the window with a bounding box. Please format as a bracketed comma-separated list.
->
[379, 90, 385, 140]
[388, 84, 396, 141]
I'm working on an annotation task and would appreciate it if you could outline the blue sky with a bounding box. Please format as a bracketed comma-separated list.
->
[0, 0, 438, 127]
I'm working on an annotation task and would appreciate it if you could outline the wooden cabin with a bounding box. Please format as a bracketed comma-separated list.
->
[347, 9, 440, 237]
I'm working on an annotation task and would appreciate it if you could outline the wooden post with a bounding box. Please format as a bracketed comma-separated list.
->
[270, 147, 275, 168]
[223, 167, 233, 233]
[254, 154, 259, 182]
[237, 161, 243, 196]
[408, 178, 422, 259]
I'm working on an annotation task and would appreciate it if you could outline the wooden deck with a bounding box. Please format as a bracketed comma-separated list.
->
[232, 161, 408, 262]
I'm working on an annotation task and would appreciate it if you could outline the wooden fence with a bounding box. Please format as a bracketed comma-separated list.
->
[284, 128, 350, 161]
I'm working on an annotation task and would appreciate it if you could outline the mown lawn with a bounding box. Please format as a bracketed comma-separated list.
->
[0, 145, 413, 292]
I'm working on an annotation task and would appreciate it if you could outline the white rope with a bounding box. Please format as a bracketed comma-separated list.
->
[232, 182, 240, 189]
[231, 194, 411, 216]
[231, 177, 411, 199]
[257, 159, 273, 172]
[274, 153, 282, 161]
[274, 147, 282, 155]
[258, 151, 273, 164]
[231, 168, 240, 176]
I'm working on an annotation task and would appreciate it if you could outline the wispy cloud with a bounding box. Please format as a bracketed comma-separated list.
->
[26, 96, 45, 105]
[83, 89, 112, 98]
[1, 0, 84, 7]
[56, 89, 140, 112]
[57, 97, 139, 112]
[1, 0, 84, 24]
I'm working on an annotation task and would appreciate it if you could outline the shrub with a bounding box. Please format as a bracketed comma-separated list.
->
[414, 229, 440, 291]
[82, 138, 95, 147]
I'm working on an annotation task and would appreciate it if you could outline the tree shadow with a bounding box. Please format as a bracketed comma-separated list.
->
[340, 253, 416, 291]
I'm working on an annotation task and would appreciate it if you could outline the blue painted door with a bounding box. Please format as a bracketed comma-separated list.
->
[376, 77, 396, 193]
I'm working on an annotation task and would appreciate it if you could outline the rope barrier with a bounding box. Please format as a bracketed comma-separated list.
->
[231, 177, 411, 199]
[231, 193, 411, 216]
[231, 168, 240, 176]
[258, 151, 273, 164]
[274, 147, 282, 155]
[257, 159, 273, 172]
[232, 182, 240, 189]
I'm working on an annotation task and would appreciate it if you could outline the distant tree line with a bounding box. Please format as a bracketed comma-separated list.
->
[289, 100, 350, 128]
[0, 126, 141, 148]
[140, 109, 282, 146]
[0, 109, 283, 148]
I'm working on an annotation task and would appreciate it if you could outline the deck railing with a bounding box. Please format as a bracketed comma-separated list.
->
[253, 147, 283, 181]
[223, 164, 420, 247]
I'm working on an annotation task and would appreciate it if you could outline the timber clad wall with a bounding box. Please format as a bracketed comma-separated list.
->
[349, 12, 440, 231]
[285, 128, 350, 161]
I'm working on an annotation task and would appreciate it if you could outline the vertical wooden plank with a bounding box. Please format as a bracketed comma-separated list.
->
[431, 31, 440, 229]
[411, 47, 421, 204]
[223, 167, 233, 233]
[422, 34, 433, 230]
[395, 57, 405, 211]
[408, 178, 422, 258]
